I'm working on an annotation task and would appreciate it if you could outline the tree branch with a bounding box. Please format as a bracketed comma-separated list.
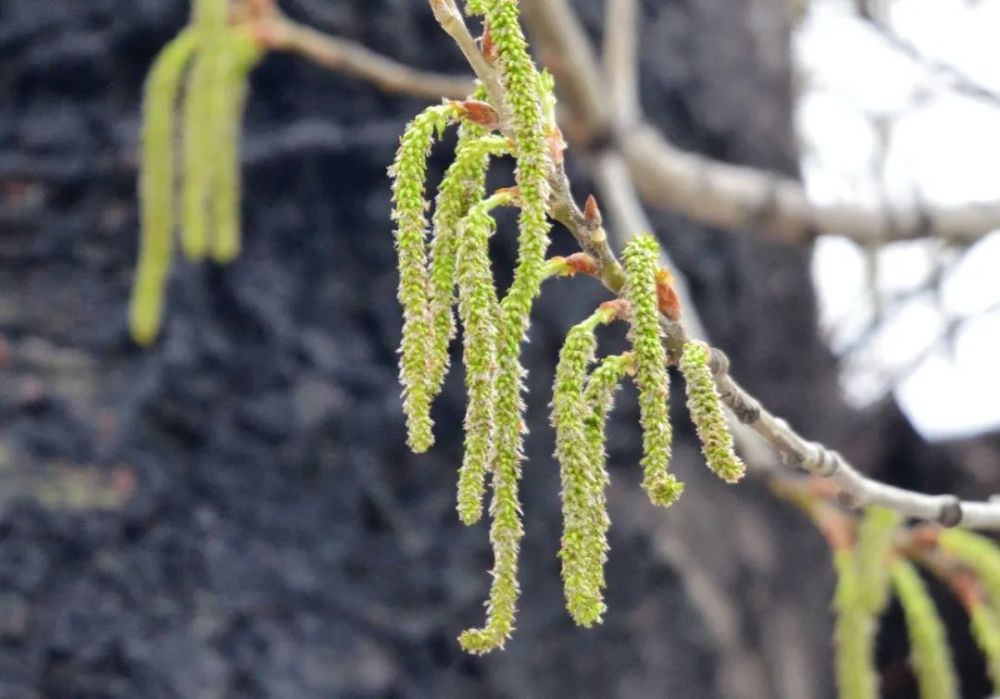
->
[252, 6, 474, 100]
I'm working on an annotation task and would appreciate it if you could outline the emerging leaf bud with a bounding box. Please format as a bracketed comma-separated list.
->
[454, 99, 501, 130]
[656, 268, 682, 321]
[584, 194, 603, 227]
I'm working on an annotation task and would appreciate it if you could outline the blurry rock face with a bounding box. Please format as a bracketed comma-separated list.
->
[0, 1, 993, 697]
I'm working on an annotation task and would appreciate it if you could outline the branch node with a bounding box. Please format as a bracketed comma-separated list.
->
[708, 348, 730, 377]
[813, 445, 842, 478]
[937, 497, 964, 528]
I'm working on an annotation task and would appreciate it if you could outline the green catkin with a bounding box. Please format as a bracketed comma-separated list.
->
[427, 131, 509, 402]
[390, 104, 457, 453]
[552, 307, 618, 626]
[830, 508, 900, 699]
[129, 29, 198, 346]
[969, 600, 1000, 694]
[621, 235, 683, 507]
[892, 560, 959, 699]
[459, 0, 553, 655]
[210, 28, 264, 263]
[678, 340, 745, 484]
[833, 549, 879, 699]
[854, 507, 902, 613]
[181, 0, 228, 260]
[455, 192, 510, 526]
[939, 529, 1000, 613]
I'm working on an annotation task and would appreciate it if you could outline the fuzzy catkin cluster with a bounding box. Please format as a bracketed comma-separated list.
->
[622, 235, 683, 507]
[390, 103, 460, 453]
[388, 1, 750, 656]
[389, 0, 558, 650]
[457, 0, 555, 656]
[455, 190, 511, 526]
[551, 307, 620, 626]
[130, 1, 262, 345]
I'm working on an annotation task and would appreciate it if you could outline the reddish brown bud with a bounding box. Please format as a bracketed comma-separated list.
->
[599, 299, 631, 322]
[584, 194, 602, 227]
[481, 22, 498, 63]
[455, 100, 500, 130]
[656, 268, 682, 321]
[564, 252, 599, 277]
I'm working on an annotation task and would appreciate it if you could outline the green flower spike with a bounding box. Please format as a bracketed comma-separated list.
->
[552, 305, 622, 626]
[969, 599, 1000, 694]
[455, 191, 512, 526]
[181, 0, 229, 261]
[854, 507, 902, 613]
[622, 234, 683, 507]
[210, 28, 264, 263]
[830, 508, 900, 699]
[833, 547, 880, 699]
[390, 103, 458, 453]
[583, 352, 633, 477]
[892, 560, 959, 699]
[679, 339, 745, 484]
[939, 529, 1000, 614]
[460, 0, 553, 655]
[129, 29, 198, 346]
[427, 130, 509, 404]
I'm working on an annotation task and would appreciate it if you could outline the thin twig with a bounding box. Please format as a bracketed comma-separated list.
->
[255, 11, 473, 100]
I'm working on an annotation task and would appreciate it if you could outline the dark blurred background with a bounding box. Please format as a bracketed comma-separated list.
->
[1, 0, 998, 697]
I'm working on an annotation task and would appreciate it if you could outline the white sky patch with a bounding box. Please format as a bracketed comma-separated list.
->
[795, 0, 1000, 440]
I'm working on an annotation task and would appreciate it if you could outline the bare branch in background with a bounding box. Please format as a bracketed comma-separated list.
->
[250, 3, 473, 100]
[625, 124, 1000, 245]
[858, 11, 1000, 107]
[602, 0, 640, 128]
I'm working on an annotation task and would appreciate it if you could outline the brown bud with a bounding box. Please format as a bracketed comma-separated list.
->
[584, 195, 602, 227]
[455, 100, 500, 130]
[599, 299, 631, 322]
[564, 252, 599, 277]
[656, 268, 682, 321]
[481, 22, 498, 63]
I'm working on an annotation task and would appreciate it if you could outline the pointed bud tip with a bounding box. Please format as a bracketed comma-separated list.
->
[481, 22, 498, 63]
[584, 195, 602, 226]
[453, 100, 500, 130]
